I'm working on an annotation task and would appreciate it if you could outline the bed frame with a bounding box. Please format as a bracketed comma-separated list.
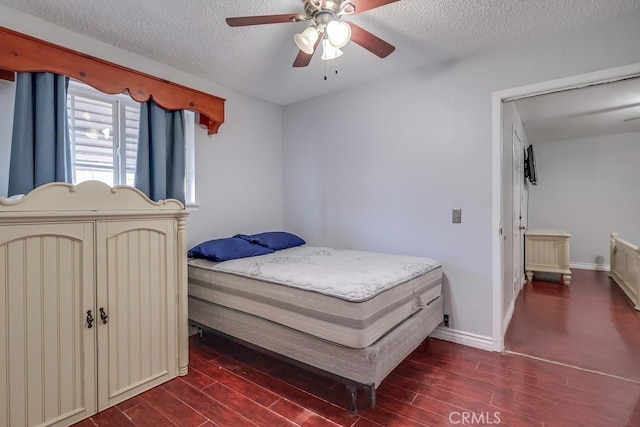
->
[188, 293, 443, 413]
[610, 232, 640, 310]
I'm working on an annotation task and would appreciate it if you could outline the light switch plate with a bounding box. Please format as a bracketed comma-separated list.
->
[452, 208, 462, 224]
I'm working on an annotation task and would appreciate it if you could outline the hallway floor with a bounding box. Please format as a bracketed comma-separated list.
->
[505, 268, 640, 382]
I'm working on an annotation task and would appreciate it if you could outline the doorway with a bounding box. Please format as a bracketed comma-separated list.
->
[491, 62, 640, 352]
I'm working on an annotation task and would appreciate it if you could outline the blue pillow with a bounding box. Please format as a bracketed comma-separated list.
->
[188, 237, 274, 262]
[234, 231, 306, 251]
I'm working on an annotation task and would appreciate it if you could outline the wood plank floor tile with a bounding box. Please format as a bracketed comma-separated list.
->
[72, 419, 97, 427]
[205, 353, 360, 426]
[141, 387, 208, 427]
[351, 418, 386, 427]
[374, 381, 417, 404]
[115, 395, 146, 412]
[374, 394, 450, 426]
[393, 359, 515, 404]
[162, 377, 256, 426]
[201, 381, 295, 426]
[269, 398, 348, 427]
[385, 372, 496, 406]
[89, 406, 135, 427]
[355, 405, 429, 427]
[123, 401, 177, 427]
[411, 390, 540, 427]
[181, 365, 218, 390]
[190, 353, 282, 407]
[164, 381, 255, 426]
[268, 398, 322, 425]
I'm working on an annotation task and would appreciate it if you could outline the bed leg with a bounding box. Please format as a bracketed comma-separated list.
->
[369, 385, 376, 409]
[197, 327, 204, 339]
[347, 384, 358, 414]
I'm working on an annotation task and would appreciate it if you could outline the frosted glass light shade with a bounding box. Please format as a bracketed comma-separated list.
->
[294, 26, 319, 54]
[326, 21, 351, 48]
[321, 38, 343, 60]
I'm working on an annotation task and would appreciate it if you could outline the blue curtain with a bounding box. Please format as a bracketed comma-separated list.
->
[8, 72, 72, 196]
[135, 99, 185, 203]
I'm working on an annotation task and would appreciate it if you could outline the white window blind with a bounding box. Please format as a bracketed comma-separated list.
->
[67, 80, 140, 187]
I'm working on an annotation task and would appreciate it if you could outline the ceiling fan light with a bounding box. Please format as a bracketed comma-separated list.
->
[294, 26, 319, 54]
[321, 38, 343, 60]
[326, 20, 351, 48]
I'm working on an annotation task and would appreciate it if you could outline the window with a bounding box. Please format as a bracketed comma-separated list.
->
[67, 80, 197, 206]
[67, 80, 139, 186]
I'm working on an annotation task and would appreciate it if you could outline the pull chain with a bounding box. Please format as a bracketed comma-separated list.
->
[323, 66, 339, 81]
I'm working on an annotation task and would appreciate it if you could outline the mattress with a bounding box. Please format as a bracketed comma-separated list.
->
[188, 246, 442, 349]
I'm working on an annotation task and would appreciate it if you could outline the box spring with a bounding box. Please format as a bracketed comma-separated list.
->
[188, 293, 443, 388]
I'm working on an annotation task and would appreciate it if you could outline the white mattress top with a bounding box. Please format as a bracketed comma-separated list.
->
[188, 246, 440, 302]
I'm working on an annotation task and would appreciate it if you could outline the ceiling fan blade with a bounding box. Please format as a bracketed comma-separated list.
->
[349, 0, 402, 14]
[226, 14, 306, 27]
[293, 30, 324, 67]
[348, 22, 395, 58]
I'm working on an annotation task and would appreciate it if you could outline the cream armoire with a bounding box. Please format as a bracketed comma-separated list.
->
[0, 181, 189, 427]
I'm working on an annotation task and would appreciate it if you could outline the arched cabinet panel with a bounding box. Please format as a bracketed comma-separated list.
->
[0, 224, 96, 427]
[96, 220, 177, 410]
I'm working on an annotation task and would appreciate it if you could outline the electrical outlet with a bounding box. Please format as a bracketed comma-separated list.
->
[452, 208, 462, 224]
[443, 314, 449, 327]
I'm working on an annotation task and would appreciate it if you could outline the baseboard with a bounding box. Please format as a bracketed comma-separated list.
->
[429, 327, 493, 352]
[570, 262, 610, 272]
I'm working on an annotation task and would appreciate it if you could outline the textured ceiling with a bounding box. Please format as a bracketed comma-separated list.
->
[1, 0, 640, 105]
[514, 77, 640, 143]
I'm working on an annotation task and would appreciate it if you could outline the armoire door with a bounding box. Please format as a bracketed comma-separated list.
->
[0, 222, 97, 427]
[95, 219, 177, 410]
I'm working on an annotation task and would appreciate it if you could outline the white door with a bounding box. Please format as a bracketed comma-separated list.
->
[512, 129, 524, 293]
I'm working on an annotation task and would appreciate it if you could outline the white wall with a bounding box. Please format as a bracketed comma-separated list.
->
[283, 10, 640, 340]
[0, 6, 284, 248]
[188, 95, 284, 248]
[528, 132, 640, 268]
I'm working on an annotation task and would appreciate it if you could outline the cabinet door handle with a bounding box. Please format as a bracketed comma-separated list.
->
[99, 307, 109, 324]
[86, 310, 94, 328]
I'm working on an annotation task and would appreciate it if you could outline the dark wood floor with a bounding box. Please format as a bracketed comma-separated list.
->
[75, 315, 640, 426]
[505, 268, 640, 382]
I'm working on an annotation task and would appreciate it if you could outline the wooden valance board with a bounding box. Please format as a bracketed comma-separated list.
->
[0, 26, 225, 135]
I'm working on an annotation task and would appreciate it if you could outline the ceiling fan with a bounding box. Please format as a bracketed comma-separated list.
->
[226, 0, 401, 67]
